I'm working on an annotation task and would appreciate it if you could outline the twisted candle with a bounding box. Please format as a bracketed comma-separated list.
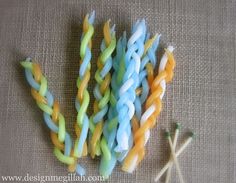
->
[131, 34, 160, 165]
[134, 33, 160, 121]
[99, 32, 127, 178]
[73, 11, 95, 159]
[21, 58, 85, 175]
[89, 20, 116, 159]
[114, 20, 146, 160]
[122, 46, 176, 173]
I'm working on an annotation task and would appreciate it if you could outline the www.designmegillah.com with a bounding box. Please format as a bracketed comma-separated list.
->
[1, 173, 105, 182]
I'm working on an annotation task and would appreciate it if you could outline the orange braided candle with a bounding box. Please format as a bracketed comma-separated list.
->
[122, 46, 176, 173]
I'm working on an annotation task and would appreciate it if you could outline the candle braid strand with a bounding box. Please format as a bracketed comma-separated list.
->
[74, 12, 94, 159]
[89, 20, 116, 160]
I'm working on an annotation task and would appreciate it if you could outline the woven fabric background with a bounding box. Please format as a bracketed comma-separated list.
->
[0, 0, 235, 182]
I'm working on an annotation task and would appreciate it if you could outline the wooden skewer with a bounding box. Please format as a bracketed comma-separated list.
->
[165, 123, 180, 183]
[155, 132, 195, 182]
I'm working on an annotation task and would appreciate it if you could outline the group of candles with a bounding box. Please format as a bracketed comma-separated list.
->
[20, 11, 194, 180]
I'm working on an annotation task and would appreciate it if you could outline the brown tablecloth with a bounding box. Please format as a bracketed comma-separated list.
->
[0, 0, 235, 182]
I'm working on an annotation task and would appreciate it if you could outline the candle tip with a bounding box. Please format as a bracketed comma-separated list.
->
[20, 58, 32, 68]
[88, 11, 95, 24]
[111, 24, 116, 33]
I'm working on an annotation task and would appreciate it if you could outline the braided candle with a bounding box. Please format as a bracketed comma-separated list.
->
[74, 12, 95, 159]
[21, 58, 85, 175]
[134, 34, 160, 120]
[122, 46, 176, 173]
[132, 34, 160, 164]
[99, 33, 127, 178]
[89, 20, 116, 159]
[115, 20, 146, 155]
